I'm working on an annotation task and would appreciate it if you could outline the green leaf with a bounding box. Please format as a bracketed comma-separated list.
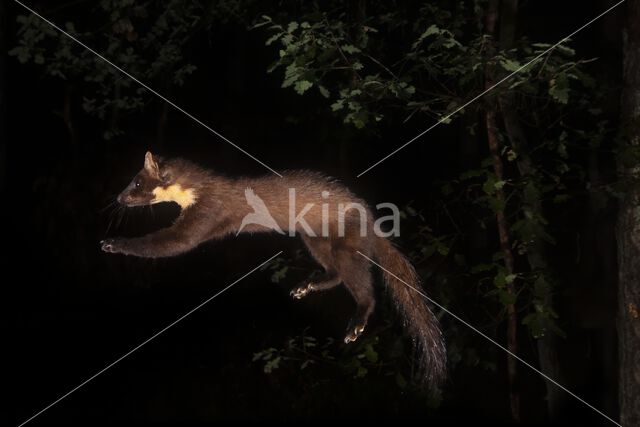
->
[494, 271, 507, 288]
[264, 356, 281, 373]
[282, 74, 297, 88]
[522, 312, 546, 338]
[500, 58, 521, 72]
[318, 85, 330, 98]
[363, 344, 379, 363]
[482, 175, 497, 195]
[265, 33, 283, 46]
[270, 266, 288, 283]
[440, 183, 453, 195]
[348, 111, 367, 128]
[424, 24, 441, 37]
[330, 100, 344, 111]
[549, 74, 569, 104]
[356, 365, 368, 378]
[341, 44, 361, 54]
[459, 168, 485, 180]
[533, 276, 551, 299]
[498, 289, 516, 306]
[8, 46, 30, 63]
[294, 80, 313, 95]
[555, 44, 576, 57]
[439, 115, 453, 124]
[471, 263, 495, 274]
[436, 243, 449, 256]
[488, 197, 505, 213]
[280, 34, 294, 46]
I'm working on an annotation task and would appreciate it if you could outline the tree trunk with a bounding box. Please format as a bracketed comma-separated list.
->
[617, 1, 640, 424]
[0, 0, 6, 192]
[497, 0, 565, 421]
[486, 105, 521, 422]
[485, 0, 520, 421]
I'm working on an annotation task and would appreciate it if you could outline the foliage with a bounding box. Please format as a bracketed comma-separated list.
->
[9, 0, 253, 138]
[253, 2, 483, 129]
[253, 327, 381, 378]
[253, 0, 613, 379]
[251, 325, 443, 407]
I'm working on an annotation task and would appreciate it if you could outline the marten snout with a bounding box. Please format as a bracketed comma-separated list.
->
[117, 191, 143, 206]
[117, 193, 134, 206]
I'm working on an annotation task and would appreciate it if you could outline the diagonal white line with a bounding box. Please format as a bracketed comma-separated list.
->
[357, 0, 626, 177]
[356, 250, 621, 427]
[12, 0, 283, 178]
[17, 251, 283, 427]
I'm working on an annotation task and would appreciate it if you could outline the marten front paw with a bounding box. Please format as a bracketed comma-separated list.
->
[101, 238, 123, 254]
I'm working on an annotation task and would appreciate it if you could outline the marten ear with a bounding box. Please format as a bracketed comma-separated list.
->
[144, 151, 160, 179]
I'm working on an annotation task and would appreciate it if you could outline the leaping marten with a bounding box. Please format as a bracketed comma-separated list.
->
[101, 152, 446, 384]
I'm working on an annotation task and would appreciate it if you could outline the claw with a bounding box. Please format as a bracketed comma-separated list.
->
[290, 283, 315, 299]
[343, 324, 366, 344]
[101, 239, 115, 253]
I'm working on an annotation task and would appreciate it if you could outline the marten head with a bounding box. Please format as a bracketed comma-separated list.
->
[117, 152, 197, 209]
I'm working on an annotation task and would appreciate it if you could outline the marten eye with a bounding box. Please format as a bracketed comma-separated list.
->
[134, 179, 141, 188]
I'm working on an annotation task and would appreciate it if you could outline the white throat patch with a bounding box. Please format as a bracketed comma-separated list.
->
[152, 184, 197, 209]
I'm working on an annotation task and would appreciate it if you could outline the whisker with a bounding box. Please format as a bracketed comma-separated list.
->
[123, 206, 131, 226]
[105, 210, 116, 236]
[99, 196, 118, 213]
[116, 205, 126, 229]
[101, 196, 121, 236]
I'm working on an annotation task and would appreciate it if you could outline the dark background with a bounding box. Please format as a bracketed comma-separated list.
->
[2, 1, 623, 425]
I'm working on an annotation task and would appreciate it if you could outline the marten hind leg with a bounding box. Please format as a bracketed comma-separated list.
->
[334, 247, 375, 344]
[292, 236, 342, 299]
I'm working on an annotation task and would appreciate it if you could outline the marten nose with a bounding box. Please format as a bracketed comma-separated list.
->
[117, 194, 125, 204]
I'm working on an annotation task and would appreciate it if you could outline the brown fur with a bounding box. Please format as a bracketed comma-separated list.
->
[102, 152, 446, 385]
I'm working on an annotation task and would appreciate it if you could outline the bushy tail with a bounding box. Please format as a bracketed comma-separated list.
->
[375, 237, 446, 386]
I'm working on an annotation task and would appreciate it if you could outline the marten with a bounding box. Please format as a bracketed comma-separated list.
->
[101, 152, 446, 385]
